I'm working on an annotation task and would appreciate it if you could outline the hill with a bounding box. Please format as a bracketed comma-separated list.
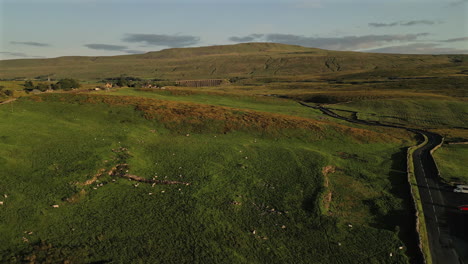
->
[0, 93, 417, 263]
[1, 43, 467, 81]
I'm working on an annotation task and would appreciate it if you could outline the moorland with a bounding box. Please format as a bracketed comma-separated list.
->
[0, 43, 466, 263]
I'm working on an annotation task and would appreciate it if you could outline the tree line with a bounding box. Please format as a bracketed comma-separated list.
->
[23, 78, 81, 92]
[103, 77, 175, 88]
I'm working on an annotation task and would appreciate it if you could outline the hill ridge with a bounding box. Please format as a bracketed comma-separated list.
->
[0, 42, 466, 80]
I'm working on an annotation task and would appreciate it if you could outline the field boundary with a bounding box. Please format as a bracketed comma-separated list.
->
[407, 134, 432, 264]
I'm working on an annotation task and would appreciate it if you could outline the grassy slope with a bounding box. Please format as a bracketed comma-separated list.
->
[0, 95, 415, 263]
[433, 144, 468, 184]
[96, 87, 326, 120]
[1, 43, 466, 81]
[329, 98, 468, 135]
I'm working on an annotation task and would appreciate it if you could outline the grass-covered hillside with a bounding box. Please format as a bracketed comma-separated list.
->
[0, 43, 467, 81]
[0, 93, 418, 263]
[1, 42, 466, 263]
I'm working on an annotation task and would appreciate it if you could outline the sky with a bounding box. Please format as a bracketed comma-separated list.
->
[0, 0, 467, 60]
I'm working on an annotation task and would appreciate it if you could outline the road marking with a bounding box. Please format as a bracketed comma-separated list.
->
[418, 157, 441, 232]
[420, 159, 435, 204]
[417, 146, 445, 238]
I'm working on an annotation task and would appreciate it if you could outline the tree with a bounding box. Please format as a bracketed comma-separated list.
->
[55, 78, 81, 90]
[51, 83, 61, 90]
[36, 83, 49, 92]
[23, 81, 34, 91]
[116, 77, 128, 87]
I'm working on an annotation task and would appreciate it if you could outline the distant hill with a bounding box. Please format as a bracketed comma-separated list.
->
[1, 42, 467, 80]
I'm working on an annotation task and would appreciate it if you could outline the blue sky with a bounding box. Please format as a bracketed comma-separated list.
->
[0, 0, 467, 60]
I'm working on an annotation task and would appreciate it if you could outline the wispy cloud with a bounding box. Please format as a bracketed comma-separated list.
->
[369, 20, 441, 27]
[229, 34, 264, 42]
[441, 37, 468, 42]
[368, 22, 399, 28]
[0, 51, 44, 58]
[229, 33, 430, 51]
[84, 44, 146, 54]
[84, 44, 128, 51]
[122, 34, 200, 48]
[366, 43, 468, 54]
[400, 20, 438, 26]
[10, 41, 51, 47]
[449, 0, 468, 6]
[123, 50, 146, 54]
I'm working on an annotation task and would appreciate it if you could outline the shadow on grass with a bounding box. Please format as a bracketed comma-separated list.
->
[367, 147, 424, 264]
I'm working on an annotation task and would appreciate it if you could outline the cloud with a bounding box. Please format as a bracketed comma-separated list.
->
[10, 41, 50, 47]
[122, 34, 200, 48]
[369, 20, 440, 27]
[0, 51, 44, 58]
[0, 51, 29, 57]
[229, 34, 264, 42]
[449, 0, 468, 6]
[400, 20, 438, 26]
[366, 43, 468, 54]
[84, 44, 146, 54]
[84, 44, 129, 51]
[368, 22, 399, 28]
[442, 37, 468, 42]
[229, 33, 430, 50]
[266, 33, 429, 50]
[123, 50, 146, 54]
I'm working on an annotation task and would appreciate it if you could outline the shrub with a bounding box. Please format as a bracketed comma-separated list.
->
[55, 78, 81, 90]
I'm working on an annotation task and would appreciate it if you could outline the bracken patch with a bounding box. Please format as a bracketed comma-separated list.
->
[29, 93, 400, 142]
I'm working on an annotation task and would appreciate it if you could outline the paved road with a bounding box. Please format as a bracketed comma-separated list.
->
[300, 102, 466, 264]
[411, 131, 466, 264]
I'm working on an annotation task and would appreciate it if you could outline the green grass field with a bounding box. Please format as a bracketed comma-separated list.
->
[0, 94, 417, 263]
[433, 144, 468, 184]
[97, 87, 328, 120]
[330, 98, 468, 132]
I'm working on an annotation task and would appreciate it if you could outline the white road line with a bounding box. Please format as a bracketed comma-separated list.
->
[418, 156, 440, 229]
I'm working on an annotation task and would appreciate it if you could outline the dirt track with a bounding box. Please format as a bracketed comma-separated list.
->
[0, 98, 17, 105]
